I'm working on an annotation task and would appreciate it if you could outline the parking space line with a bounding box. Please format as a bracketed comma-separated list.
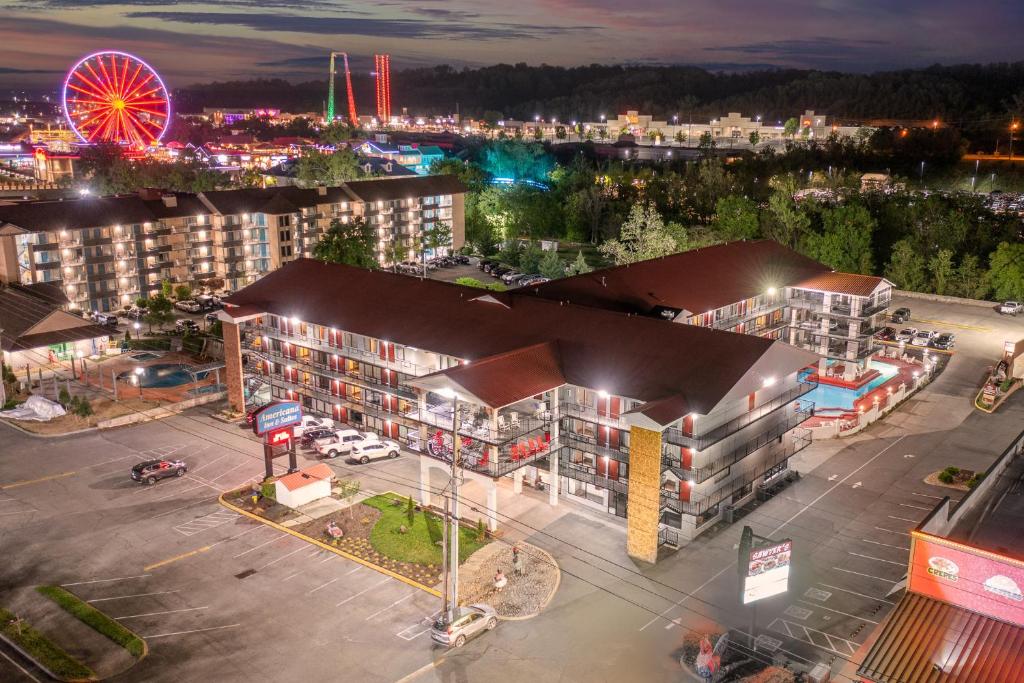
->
[204, 462, 249, 483]
[307, 578, 339, 595]
[317, 554, 336, 564]
[258, 545, 307, 569]
[862, 538, 910, 550]
[819, 583, 894, 605]
[88, 590, 179, 603]
[144, 546, 212, 571]
[1, 471, 75, 489]
[116, 606, 208, 620]
[150, 501, 210, 520]
[897, 503, 933, 511]
[283, 571, 303, 581]
[0, 510, 34, 516]
[61, 574, 151, 587]
[365, 593, 414, 621]
[233, 534, 286, 558]
[345, 566, 363, 576]
[336, 577, 391, 607]
[911, 492, 953, 501]
[144, 623, 240, 639]
[848, 551, 905, 566]
[872, 527, 909, 536]
[190, 454, 230, 473]
[0, 647, 41, 683]
[887, 515, 919, 523]
[84, 454, 139, 470]
[795, 600, 879, 624]
[769, 618, 860, 656]
[832, 567, 898, 583]
[207, 523, 266, 549]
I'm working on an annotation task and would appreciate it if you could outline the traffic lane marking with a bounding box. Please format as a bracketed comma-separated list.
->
[144, 546, 212, 571]
[0, 471, 76, 489]
[769, 618, 860, 656]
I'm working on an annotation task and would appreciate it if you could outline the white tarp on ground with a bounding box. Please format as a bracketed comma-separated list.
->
[0, 395, 67, 421]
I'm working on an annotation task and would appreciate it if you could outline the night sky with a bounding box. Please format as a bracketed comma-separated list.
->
[1, 0, 1022, 90]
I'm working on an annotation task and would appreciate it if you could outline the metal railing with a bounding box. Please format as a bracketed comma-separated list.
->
[562, 431, 631, 464]
[559, 462, 629, 495]
[559, 401, 629, 429]
[707, 301, 784, 331]
[664, 380, 815, 451]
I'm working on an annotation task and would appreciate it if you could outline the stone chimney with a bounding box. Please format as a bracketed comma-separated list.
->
[161, 194, 177, 208]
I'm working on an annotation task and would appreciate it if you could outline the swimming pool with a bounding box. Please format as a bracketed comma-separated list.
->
[187, 383, 226, 396]
[121, 363, 210, 388]
[804, 360, 900, 411]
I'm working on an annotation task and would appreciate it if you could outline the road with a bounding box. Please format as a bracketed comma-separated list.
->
[0, 294, 1021, 682]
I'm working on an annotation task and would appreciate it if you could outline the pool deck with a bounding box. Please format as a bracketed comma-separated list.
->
[804, 356, 920, 427]
[81, 351, 222, 404]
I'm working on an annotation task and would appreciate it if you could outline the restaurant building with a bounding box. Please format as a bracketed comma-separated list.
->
[219, 251, 824, 561]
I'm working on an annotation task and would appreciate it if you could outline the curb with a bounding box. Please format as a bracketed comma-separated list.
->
[36, 585, 150, 666]
[497, 544, 561, 622]
[218, 490, 442, 597]
[0, 631, 95, 683]
[0, 419, 99, 439]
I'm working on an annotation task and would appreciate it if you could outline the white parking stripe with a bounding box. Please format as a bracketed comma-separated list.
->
[862, 538, 910, 551]
[144, 623, 240, 638]
[0, 646, 41, 683]
[832, 567, 898, 583]
[872, 527, 910, 536]
[795, 600, 879, 624]
[233, 535, 286, 558]
[116, 606, 208, 619]
[819, 583, 894, 605]
[190, 454, 231, 473]
[336, 577, 391, 607]
[258, 546, 307, 569]
[307, 578, 339, 595]
[61, 574, 151, 587]
[897, 503, 932, 511]
[365, 593, 413, 621]
[848, 551, 905, 566]
[887, 515, 919, 523]
[88, 590, 179, 603]
[205, 462, 248, 483]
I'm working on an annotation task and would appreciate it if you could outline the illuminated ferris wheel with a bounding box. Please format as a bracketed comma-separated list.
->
[62, 51, 171, 147]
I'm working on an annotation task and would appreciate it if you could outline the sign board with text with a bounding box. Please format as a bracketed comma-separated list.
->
[252, 401, 302, 436]
[265, 426, 294, 451]
[909, 533, 1024, 627]
[742, 539, 793, 605]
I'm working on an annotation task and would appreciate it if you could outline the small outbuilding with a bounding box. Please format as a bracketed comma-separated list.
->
[274, 463, 335, 508]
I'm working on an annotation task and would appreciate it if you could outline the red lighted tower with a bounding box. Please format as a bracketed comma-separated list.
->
[374, 54, 391, 123]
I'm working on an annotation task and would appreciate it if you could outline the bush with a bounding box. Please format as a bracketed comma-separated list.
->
[476, 518, 486, 542]
[938, 471, 955, 484]
[0, 606, 95, 679]
[36, 586, 145, 658]
[967, 473, 985, 489]
[74, 397, 93, 418]
[58, 387, 72, 407]
[260, 482, 276, 500]
[942, 466, 960, 477]
[406, 496, 416, 525]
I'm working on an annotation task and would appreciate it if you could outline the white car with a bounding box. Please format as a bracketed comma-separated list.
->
[315, 430, 379, 459]
[349, 439, 401, 464]
[895, 327, 918, 343]
[175, 300, 202, 313]
[294, 414, 333, 437]
[911, 330, 935, 346]
[1000, 301, 1023, 315]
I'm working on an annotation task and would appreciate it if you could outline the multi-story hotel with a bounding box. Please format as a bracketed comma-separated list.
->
[0, 175, 466, 312]
[218, 241, 886, 561]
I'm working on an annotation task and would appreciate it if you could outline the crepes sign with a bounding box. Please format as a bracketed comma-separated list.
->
[742, 539, 793, 605]
[910, 533, 1024, 627]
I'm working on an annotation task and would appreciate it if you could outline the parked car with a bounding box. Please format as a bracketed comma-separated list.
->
[175, 299, 202, 313]
[491, 265, 513, 278]
[294, 414, 333, 437]
[874, 326, 897, 341]
[126, 306, 147, 320]
[175, 319, 200, 334]
[911, 330, 935, 346]
[315, 430, 380, 459]
[454, 254, 471, 265]
[431, 604, 498, 648]
[94, 312, 119, 326]
[500, 270, 523, 284]
[349, 439, 401, 464]
[931, 333, 956, 350]
[300, 427, 336, 448]
[895, 327, 918, 343]
[999, 301, 1023, 315]
[131, 458, 187, 485]
[479, 259, 496, 272]
[891, 307, 912, 323]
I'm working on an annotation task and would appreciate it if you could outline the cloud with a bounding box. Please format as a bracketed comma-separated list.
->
[706, 37, 890, 60]
[16, 0, 341, 7]
[0, 66, 64, 74]
[125, 10, 595, 41]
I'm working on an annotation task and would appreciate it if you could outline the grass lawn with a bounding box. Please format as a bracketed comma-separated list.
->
[0, 606, 96, 680]
[362, 494, 488, 565]
[36, 586, 145, 658]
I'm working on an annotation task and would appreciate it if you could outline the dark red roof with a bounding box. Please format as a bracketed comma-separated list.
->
[793, 271, 889, 297]
[525, 240, 831, 316]
[223, 259, 804, 417]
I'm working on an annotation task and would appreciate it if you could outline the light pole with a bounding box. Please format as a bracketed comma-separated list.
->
[134, 366, 144, 398]
[1011, 121, 1019, 160]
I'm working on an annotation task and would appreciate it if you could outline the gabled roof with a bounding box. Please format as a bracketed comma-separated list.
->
[342, 175, 467, 202]
[223, 259, 815, 422]
[0, 285, 109, 351]
[276, 463, 335, 491]
[792, 271, 892, 298]
[410, 342, 565, 409]
[0, 196, 155, 233]
[524, 240, 832, 316]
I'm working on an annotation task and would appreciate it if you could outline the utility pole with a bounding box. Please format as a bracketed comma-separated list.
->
[448, 397, 462, 622]
[441, 493, 450, 618]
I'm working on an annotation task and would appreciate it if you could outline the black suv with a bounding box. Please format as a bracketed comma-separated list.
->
[300, 427, 336, 448]
[891, 307, 911, 323]
[175, 319, 200, 334]
[131, 459, 187, 485]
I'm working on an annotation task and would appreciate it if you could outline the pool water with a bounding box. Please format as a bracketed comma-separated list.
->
[804, 360, 900, 411]
[121, 363, 210, 388]
[130, 352, 161, 361]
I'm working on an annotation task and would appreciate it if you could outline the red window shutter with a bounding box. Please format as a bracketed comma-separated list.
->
[681, 447, 692, 470]
[388, 344, 396, 362]
[596, 457, 606, 477]
[379, 342, 387, 360]
[609, 428, 620, 450]
[683, 414, 693, 435]
[748, 392, 756, 410]
[597, 397, 607, 418]
[679, 482, 690, 502]
[607, 460, 619, 480]
[610, 397, 621, 419]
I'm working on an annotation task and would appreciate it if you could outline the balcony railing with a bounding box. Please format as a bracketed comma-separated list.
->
[559, 401, 629, 429]
[665, 401, 813, 484]
[559, 462, 629, 495]
[707, 301, 784, 331]
[661, 428, 811, 516]
[664, 380, 815, 451]
[562, 431, 630, 464]
[256, 324, 437, 377]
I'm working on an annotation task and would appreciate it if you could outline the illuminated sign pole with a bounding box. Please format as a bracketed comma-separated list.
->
[738, 526, 793, 650]
[252, 401, 303, 479]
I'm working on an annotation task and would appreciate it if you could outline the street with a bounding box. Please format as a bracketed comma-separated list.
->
[1, 295, 1022, 681]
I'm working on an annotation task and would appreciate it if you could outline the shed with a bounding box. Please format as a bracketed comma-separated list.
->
[274, 463, 335, 508]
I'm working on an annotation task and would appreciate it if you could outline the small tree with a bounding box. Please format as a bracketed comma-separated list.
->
[674, 130, 686, 145]
[74, 397, 93, 418]
[476, 518, 486, 542]
[58, 386, 71, 407]
[144, 293, 174, 332]
[338, 479, 361, 518]
[565, 250, 592, 276]
[174, 284, 192, 301]
[519, 241, 543, 274]
[161, 279, 173, 299]
[555, 126, 567, 140]
[406, 495, 416, 525]
[748, 130, 761, 148]
[313, 217, 378, 269]
[598, 128, 608, 141]
[538, 249, 565, 279]
[134, 296, 147, 309]
[599, 202, 678, 265]
[783, 117, 800, 139]
[697, 131, 716, 157]
[533, 127, 543, 141]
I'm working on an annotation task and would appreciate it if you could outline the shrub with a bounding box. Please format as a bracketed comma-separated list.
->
[476, 518, 486, 542]
[406, 496, 416, 525]
[260, 482, 276, 500]
[36, 586, 145, 657]
[967, 473, 985, 489]
[938, 471, 955, 484]
[58, 387, 71, 407]
[942, 466, 960, 477]
[74, 397, 93, 418]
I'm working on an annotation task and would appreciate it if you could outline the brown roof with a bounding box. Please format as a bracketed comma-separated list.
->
[0, 196, 155, 233]
[342, 175, 467, 202]
[525, 240, 832, 316]
[0, 285, 109, 351]
[416, 341, 565, 408]
[793, 272, 890, 297]
[8, 326, 111, 352]
[858, 592, 1024, 683]
[224, 259, 810, 420]
[276, 463, 335, 491]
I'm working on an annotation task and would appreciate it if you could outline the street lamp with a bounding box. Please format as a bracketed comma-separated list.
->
[134, 366, 144, 398]
[1011, 121, 1019, 160]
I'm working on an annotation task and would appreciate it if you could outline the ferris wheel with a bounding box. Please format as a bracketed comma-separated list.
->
[62, 50, 170, 147]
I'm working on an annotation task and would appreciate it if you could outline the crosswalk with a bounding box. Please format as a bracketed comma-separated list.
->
[173, 510, 238, 536]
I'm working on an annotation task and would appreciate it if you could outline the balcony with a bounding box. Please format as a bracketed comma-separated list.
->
[708, 301, 784, 330]
[559, 401, 628, 430]
[406, 402, 552, 447]
[559, 462, 629, 495]
[664, 380, 815, 451]
[257, 324, 437, 377]
[666, 400, 813, 484]
[661, 428, 811, 516]
[562, 431, 630, 464]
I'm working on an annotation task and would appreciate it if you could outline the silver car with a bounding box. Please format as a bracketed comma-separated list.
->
[430, 604, 498, 648]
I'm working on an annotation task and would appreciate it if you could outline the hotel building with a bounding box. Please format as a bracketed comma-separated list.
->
[0, 175, 466, 312]
[218, 241, 879, 561]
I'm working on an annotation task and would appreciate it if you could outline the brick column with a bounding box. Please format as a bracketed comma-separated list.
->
[626, 425, 663, 564]
[223, 321, 245, 414]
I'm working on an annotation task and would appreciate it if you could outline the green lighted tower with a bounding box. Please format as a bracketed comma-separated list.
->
[326, 52, 357, 125]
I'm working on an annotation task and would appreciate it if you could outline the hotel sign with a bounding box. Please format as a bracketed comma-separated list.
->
[252, 401, 302, 436]
[740, 530, 793, 605]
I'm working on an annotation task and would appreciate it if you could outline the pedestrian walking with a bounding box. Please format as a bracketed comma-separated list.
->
[493, 569, 507, 592]
[513, 552, 524, 576]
